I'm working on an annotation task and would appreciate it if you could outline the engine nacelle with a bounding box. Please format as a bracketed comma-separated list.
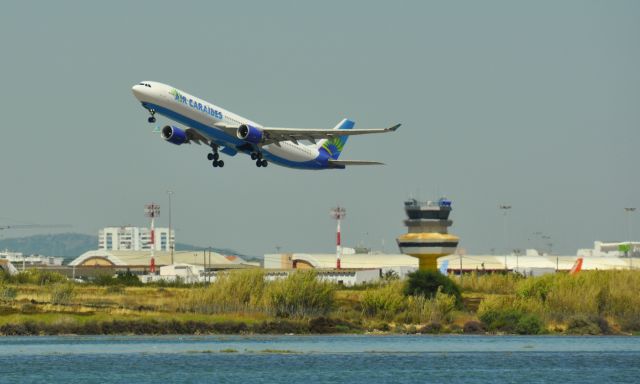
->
[237, 124, 264, 144]
[161, 125, 188, 145]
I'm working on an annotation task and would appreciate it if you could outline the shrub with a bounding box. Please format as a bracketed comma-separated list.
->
[516, 274, 556, 301]
[398, 287, 457, 324]
[367, 321, 390, 332]
[0, 285, 17, 301]
[93, 273, 117, 286]
[404, 270, 462, 306]
[361, 280, 406, 320]
[515, 314, 544, 335]
[51, 283, 75, 305]
[459, 272, 522, 294]
[266, 271, 335, 318]
[479, 308, 520, 333]
[478, 296, 543, 334]
[0, 269, 12, 283]
[20, 302, 38, 314]
[13, 269, 66, 285]
[479, 308, 543, 335]
[421, 322, 442, 334]
[565, 315, 609, 335]
[115, 271, 142, 286]
[463, 320, 485, 334]
[182, 269, 266, 314]
[382, 270, 400, 281]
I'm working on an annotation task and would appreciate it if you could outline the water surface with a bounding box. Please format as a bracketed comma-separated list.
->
[0, 335, 637, 383]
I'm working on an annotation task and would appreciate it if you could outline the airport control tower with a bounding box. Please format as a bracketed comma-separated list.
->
[396, 198, 459, 270]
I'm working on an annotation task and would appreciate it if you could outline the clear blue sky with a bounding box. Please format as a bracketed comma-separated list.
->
[0, 1, 638, 256]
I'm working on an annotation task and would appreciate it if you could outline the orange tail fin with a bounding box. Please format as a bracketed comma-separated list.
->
[569, 257, 583, 275]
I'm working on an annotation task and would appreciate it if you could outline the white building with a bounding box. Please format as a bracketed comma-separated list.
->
[264, 252, 419, 278]
[577, 241, 640, 258]
[0, 250, 64, 267]
[98, 226, 175, 252]
[264, 269, 381, 287]
[141, 266, 380, 286]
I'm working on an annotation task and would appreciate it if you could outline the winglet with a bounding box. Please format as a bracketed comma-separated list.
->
[387, 123, 401, 132]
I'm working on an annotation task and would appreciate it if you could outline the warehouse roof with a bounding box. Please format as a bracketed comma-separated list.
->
[70, 249, 250, 267]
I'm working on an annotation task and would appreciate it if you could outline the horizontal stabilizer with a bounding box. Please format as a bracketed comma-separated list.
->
[328, 159, 385, 166]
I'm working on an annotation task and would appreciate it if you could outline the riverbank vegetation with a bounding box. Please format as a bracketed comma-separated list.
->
[0, 268, 638, 335]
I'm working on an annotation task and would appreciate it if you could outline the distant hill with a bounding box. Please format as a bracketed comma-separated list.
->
[0, 233, 95, 261]
[0, 233, 260, 263]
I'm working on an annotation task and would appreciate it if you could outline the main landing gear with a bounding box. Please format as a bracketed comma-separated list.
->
[147, 109, 156, 123]
[207, 144, 224, 168]
[251, 152, 268, 167]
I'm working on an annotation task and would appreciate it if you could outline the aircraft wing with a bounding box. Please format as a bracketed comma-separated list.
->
[184, 128, 210, 144]
[213, 123, 400, 145]
[328, 160, 385, 166]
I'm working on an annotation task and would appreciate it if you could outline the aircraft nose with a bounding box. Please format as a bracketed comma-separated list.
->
[132, 84, 146, 99]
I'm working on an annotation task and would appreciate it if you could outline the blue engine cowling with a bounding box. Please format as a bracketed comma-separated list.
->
[237, 124, 264, 144]
[161, 125, 189, 145]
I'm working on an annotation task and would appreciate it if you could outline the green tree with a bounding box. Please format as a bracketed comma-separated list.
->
[403, 270, 462, 306]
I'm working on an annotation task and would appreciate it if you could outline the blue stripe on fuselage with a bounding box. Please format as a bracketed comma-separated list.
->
[142, 102, 333, 170]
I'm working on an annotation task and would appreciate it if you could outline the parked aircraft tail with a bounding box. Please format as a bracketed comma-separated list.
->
[569, 257, 583, 275]
[439, 260, 450, 275]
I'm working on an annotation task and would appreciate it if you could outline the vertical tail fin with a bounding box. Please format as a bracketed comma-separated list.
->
[317, 118, 355, 160]
[569, 257, 583, 275]
[439, 260, 449, 275]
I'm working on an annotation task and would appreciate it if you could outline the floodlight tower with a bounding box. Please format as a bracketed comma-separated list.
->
[498, 204, 512, 271]
[330, 206, 346, 270]
[145, 203, 160, 273]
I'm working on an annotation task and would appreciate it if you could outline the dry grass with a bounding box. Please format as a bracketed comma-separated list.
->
[2, 270, 639, 334]
[458, 272, 522, 294]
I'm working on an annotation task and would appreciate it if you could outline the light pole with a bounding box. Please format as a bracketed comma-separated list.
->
[330, 206, 346, 270]
[144, 203, 160, 273]
[167, 191, 174, 265]
[514, 248, 521, 271]
[499, 204, 512, 271]
[625, 207, 636, 269]
[542, 235, 555, 270]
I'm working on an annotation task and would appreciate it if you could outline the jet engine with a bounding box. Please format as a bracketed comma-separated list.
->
[237, 124, 264, 144]
[161, 125, 189, 145]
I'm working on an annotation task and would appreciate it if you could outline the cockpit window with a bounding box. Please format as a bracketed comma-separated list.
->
[138, 83, 152, 87]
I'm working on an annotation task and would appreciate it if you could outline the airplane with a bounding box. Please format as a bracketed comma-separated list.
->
[131, 81, 400, 170]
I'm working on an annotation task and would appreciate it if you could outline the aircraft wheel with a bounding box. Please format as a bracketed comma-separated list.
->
[256, 160, 262, 167]
[261, 160, 268, 167]
[148, 116, 156, 123]
[212, 160, 219, 168]
[251, 153, 257, 160]
[207, 153, 214, 161]
[217, 160, 224, 167]
[213, 153, 219, 161]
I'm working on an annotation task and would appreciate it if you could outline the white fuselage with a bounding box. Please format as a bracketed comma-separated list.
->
[132, 81, 324, 168]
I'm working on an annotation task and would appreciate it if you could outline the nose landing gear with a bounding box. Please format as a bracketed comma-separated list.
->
[147, 109, 156, 123]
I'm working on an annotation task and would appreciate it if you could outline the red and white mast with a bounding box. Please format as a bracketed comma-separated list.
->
[144, 203, 160, 273]
[330, 206, 346, 270]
